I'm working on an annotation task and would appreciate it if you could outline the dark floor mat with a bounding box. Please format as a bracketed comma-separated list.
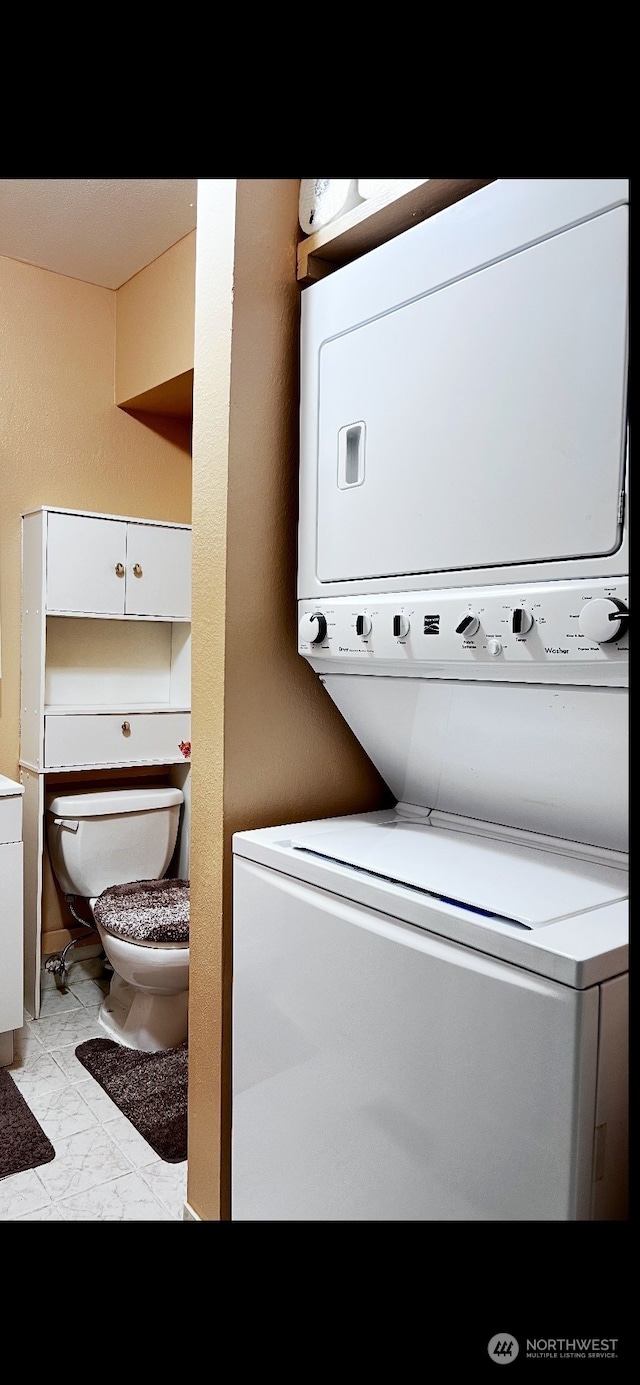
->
[0, 1069, 56, 1179]
[75, 1037, 187, 1163]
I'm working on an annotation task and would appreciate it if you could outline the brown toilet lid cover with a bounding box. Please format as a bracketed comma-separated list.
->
[93, 878, 190, 944]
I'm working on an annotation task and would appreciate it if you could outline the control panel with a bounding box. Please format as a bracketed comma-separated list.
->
[297, 579, 629, 685]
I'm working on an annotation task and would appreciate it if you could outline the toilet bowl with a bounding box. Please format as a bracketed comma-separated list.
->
[92, 878, 189, 1051]
[46, 786, 189, 1053]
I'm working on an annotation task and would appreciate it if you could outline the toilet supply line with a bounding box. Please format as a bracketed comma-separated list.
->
[43, 893, 103, 991]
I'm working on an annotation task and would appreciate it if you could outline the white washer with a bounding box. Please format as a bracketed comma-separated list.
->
[231, 179, 629, 1221]
[232, 809, 627, 1221]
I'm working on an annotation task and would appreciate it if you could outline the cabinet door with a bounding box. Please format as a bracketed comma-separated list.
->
[46, 513, 127, 615]
[124, 523, 191, 618]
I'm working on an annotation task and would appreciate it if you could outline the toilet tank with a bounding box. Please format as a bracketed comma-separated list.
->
[46, 786, 184, 900]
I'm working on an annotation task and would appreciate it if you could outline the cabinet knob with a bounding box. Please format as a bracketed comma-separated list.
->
[115, 562, 125, 577]
[132, 563, 143, 578]
[121, 721, 131, 736]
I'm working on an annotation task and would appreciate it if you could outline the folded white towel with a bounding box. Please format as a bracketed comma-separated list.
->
[298, 179, 363, 234]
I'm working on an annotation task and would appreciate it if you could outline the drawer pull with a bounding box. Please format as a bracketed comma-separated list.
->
[121, 721, 131, 736]
[115, 562, 125, 577]
[133, 563, 143, 577]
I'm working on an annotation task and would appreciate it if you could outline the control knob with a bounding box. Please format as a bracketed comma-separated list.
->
[578, 598, 629, 644]
[355, 614, 372, 637]
[298, 611, 328, 645]
[393, 614, 410, 638]
[455, 612, 480, 637]
[511, 607, 534, 634]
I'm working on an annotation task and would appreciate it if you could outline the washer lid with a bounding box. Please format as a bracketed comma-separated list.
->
[47, 786, 183, 818]
[290, 818, 628, 929]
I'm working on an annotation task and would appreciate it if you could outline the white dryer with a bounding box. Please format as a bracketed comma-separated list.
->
[231, 178, 629, 1221]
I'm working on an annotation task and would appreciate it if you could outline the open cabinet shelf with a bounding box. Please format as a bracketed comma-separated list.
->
[296, 178, 496, 284]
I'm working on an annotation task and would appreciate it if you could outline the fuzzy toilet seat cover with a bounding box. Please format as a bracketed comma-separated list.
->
[93, 878, 190, 944]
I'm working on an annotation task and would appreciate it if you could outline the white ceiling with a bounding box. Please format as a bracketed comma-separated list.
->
[0, 179, 198, 290]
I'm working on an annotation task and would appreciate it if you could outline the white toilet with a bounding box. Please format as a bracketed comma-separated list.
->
[46, 785, 189, 1053]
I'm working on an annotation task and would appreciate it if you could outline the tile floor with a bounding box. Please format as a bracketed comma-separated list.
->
[0, 954, 188, 1221]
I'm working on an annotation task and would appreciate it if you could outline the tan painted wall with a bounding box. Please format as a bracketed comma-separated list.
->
[115, 232, 196, 407]
[1, 188, 387, 1222]
[0, 254, 192, 938]
[187, 179, 388, 1222]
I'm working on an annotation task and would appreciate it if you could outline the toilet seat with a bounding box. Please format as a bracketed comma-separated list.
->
[93, 878, 189, 945]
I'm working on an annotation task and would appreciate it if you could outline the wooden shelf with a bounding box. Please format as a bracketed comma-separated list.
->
[296, 179, 496, 285]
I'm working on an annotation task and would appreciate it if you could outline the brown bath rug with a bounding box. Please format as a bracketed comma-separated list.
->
[0, 1069, 56, 1179]
[74, 1038, 187, 1163]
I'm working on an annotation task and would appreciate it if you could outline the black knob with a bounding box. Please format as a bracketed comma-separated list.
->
[455, 612, 479, 637]
[608, 600, 629, 639]
[310, 613, 327, 643]
[511, 607, 533, 634]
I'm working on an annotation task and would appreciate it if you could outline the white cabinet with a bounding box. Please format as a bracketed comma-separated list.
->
[46, 511, 191, 619]
[21, 507, 192, 773]
[19, 506, 191, 1018]
[0, 776, 24, 1067]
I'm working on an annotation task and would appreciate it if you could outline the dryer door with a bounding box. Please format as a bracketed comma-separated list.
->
[316, 206, 628, 583]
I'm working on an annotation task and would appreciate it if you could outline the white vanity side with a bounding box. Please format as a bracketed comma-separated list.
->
[19, 768, 44, 1020]
[0, 775, 25, 1066]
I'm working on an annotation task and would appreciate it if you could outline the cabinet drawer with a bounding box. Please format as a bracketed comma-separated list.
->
[0, 794, 23, 845]
[44, 712, 191, 768]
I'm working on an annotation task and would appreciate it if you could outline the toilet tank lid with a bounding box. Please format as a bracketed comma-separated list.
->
[46, 786, 184, 819]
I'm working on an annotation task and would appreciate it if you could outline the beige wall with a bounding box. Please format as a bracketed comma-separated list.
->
[115, 232, 196, 408]
[1, 187, 388, 1224]
[0, 253, 192, 938]
[187, 179, 388, 1222]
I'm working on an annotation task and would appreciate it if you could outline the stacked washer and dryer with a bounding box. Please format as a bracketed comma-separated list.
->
[231, 179, 629, 1221]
